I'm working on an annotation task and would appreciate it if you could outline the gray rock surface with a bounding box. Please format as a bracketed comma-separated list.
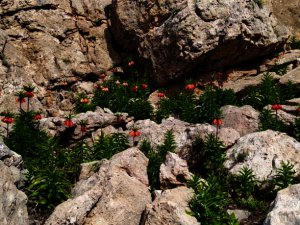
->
[264, 183, 300, 225]
[159, 152, 192, 189]
[0, 161, 28, 225]
[111, 0, 290, 84]
[225, 130, 300, 180]
[221, 105, 260, 136]
[45, 147, 151, 225]
[144, 186, 200, 225]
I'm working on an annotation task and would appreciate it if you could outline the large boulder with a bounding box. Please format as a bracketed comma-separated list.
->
[0, 0, 120, 114]
[159, 152, 192, 189]
[110, 0, 290, 84]
[45, 147, 151, 225]
[264, 183, 300, 225]
[144, 186, 200, 225]
[225, 130, 300, 180]
[0, 161, 28, 225]
[221, 105, 260, 136]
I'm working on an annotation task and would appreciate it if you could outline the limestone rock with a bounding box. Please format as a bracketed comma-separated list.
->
[227, 209, 251, 222]
[279, 65, 300, 86]
[144, 186, 200, 225]
[225, 130, 300, 180]
[45, 147, 151, 225]
[111, 0, 290, 84]
[0, 0, 120, 114]
[221, 105, 260, 136]
[0, 161, 28, 225]
[159, 152, 192, 189]
[264, 184, 300, 225]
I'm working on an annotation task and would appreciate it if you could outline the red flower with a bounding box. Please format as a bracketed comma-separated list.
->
[297, 107, 300, 114]
[17, 98, 26, 103]
[80, 98, 89, 104]
[141, 83, 148, 89]
[271, 104, 282, 111]
[157, 92, 165, 98]
[99, 73, 106, 80]
[122, 82, 129, 87]
[80, 125, 87, 132]
[25, 91, 34, 98]
[34, 114, 42, 120]
[212, 118, 222, 126]
[2, 117, 13, 124]
[132, 86, 138, 92]
[185, 84, 195, 90]
[128, 60, 135, 67]
[64, 119, 74, 128]
[102, 87, 109, 92]
[129, 130, 141, 137]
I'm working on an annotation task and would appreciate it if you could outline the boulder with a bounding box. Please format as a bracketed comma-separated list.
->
[264, 183, 300, 225]
[221, 105, 260, 136]
[0, 161, 28, 225]
[279, 65, 300, 86]
[225, 130, 300, 180]
[134, 117, 239, 158]
[144, 186, 200, 225]
[45, 147, 151, 225]
[110, 0, 290, 84]
[0, 0, 120, 114]
[159, 152, 192, 189]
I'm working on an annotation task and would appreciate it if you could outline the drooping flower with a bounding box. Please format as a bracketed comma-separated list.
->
[128, 60, 135, 67]
[157, 92, 165, 98]
[132, 86, 138, 92]
[141, 83, 148, 89]
[80, 98, 89, 104]
[23, 84, 35, 98]
[185, 83, 195, 91]
[78, 119, 88, 133]
[122, 82, 129, 87]
[99, 73, 106, 80]
[101, 87, 109, 92]
[34, 113, 42, 120]
[271, 104, 282, 111]
[64, 115, 74, 128]
[212, 118, 222, 126]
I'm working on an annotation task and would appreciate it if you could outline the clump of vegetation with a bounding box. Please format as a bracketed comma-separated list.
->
[273, 161, 298, 191]
[140, 130, 176, 191]
[290, 36, 300, 49]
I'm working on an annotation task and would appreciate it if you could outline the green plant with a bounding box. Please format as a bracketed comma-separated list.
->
[269, 63, 289, 75]
[191, 134, 226, 177]
[75, 93, 92, 113]
[290, 36, 300, 49]
[293, 118, 300, 141]
[273, 161, 297, 190]
[140, 130, 176, 191]
[235, 167, 257, 199]
[27, 167, 71, 209]
[92, 133, 129, 160]
[259, 109, 288, 133]
[188, 175, 239, 225]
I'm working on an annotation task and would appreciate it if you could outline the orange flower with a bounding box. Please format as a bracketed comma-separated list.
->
[271, 104, 282, 111]
[141, 83, 148, 89]
[122, 82, 129, 87]
[157, 92, 165, 98]
[102, 87, 109, 92]
[80, 98, 89, 104]
[132, 86, 138, 92]
[185, 84, 195, 90]
[212, 118, 222, 126]
[34, 114, 42, 120]
[64, 119, 74, 127]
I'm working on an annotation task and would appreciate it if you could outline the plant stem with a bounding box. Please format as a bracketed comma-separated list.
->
[27, 97, 30, 112]
[6, 123, 9, 138]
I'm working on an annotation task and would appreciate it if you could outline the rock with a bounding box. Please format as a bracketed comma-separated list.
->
[159, 152, 192, 189]
[279, 65, 300, 86]
[0, 161, 28, 225]
[144, 186, 200, 225]
[135, 117, 239, 157]
[45, 147, 151, 225]
[222, 72, 281, 93]
[78, 161, 102, 180]
[225, 130, 300, 181]
[111, 0, 290, 84]
[227, 209, 251, 222]
[221, 105, 260, 136]
[0, 0, 120, 114]
[264, 183, 300, 225]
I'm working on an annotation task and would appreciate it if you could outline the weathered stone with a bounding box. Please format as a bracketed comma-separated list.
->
[45, 148, 151, 225]
[159, 152, 192, 189]
[0, 161, 28, 225]
[144, 186, 200, 225]
[279, 65, 300, 85]
[221, 105, 260, 136]
[227, 209, 251, 222]
[111, 0, 290, 84]
[225, 130, 300, 181]
[264, 184, 300, 225]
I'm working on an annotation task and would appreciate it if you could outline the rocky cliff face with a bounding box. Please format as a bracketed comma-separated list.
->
[0, 0, 120, 114]
[110, 0, 290, 84]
